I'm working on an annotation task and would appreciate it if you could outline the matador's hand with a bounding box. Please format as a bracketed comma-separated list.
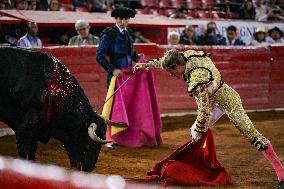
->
[191, 122, 204, 143]
[133, 63, 148, 72]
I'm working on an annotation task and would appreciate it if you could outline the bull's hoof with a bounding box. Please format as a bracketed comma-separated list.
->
[279, 180, 284, 189]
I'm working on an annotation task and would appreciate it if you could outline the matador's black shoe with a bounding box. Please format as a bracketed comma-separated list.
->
[279, 180, 284, 189]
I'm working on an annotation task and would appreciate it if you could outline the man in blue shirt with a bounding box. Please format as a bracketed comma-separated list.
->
[17, 21, 42, 48]
[96, 6, 140, 88]
[217, 25, 246, 46]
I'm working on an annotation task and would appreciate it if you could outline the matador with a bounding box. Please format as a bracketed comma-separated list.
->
[134, 49, 284, 188]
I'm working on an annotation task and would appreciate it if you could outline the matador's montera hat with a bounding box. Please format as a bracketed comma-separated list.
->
[111, 7, 136, 18]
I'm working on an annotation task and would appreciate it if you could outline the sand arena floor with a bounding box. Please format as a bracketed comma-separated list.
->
[0, 111, 283, 189]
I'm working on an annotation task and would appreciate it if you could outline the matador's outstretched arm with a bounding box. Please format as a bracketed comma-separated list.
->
[133, 57, 164, 72]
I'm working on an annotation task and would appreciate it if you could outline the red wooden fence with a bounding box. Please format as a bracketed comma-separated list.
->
[1, 45, 284, 129]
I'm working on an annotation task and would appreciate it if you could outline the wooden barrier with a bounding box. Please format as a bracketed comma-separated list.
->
[0, 45, 283, 129]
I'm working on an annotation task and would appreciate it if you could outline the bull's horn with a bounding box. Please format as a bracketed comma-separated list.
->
[88, 123, 107, 144]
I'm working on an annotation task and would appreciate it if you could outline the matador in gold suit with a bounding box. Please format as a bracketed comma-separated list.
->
[134, 49, 284, 188]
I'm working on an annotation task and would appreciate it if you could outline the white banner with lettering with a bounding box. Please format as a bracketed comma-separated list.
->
[169, 19, 284, 45]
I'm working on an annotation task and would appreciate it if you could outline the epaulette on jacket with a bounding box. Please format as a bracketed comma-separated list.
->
[182, 50, 211, 59]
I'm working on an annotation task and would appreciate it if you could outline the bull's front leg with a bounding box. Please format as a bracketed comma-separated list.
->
[16, 109, 39, 160]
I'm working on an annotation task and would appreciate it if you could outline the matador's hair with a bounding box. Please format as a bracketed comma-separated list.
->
[162, 49, 187, 70]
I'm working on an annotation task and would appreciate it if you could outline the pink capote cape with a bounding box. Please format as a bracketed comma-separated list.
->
[110, 67, 163, 147]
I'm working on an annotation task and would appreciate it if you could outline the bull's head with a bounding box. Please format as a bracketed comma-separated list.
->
[64, 113, 127, 172]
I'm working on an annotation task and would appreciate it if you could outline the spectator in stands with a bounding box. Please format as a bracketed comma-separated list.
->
[0, 0, 13, 9]
[37, 0, 48, 10]
[228, 0, 245, 18]
[17, 21, 42, 48]
[250, 27, 269, 46]
[179, 25, 196, 45]
[196, 22, 223, 46]
[0, 0, 5, 9]
[96, 7, 141, 149]
[238, 0, 256, 19]
[0, 26, 21, 46]
[68, 19, 99, 46]
[217, 25, 245, 46]
[15, 0, 28, 10]
[266, 0, 283, 13]
[258, 8, 284, 21]
[27, 0, 37, 10]
[133, 30, 151, 43]
[266, 27, 284, 44]
[168, 6, 188, 19]
[88, 0, 108, 12]
[49, 31, 69, 45]
[280, 0, 284, 11]
[59, 0, 74, 11]
[167, 31, 180, 45]
[207, 21, 223, 41]
[49, 0, 60, 11]
[197, 28, 220, 45]
[255, 0, 267, 20]
[113, 0, 141, 10]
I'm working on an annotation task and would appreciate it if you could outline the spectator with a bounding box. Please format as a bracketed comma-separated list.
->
[279, 0, 284, 10]
[133, 30, 151, 43]
[207, 21, 224, 41]
[0, 0, 5, 9]
[59, 0, 74, 11]
[0, 26, 22, 46]
[73, 0, 86, 9]
[217, 25, 245, 46]
[88, 0, 108, 12]
[113, 0, 141, 10]
[238, 0, 256, 19]
[0, 0, 13, 9]
[49, 31, 69, 45]
[266, 0, 283, 13]
[27, 0, 37, 10]
[37, 0, 48, 10]
[168, 6, 188, 19]
[197, 28, 220, 45]
[258, 8, 284, 21]
[49, 0, 60, 11]
[229, 0, 245, 18]
[250, 28, 269, 46]
[167, 31, 180, 45]
[179, 25, 196, 45]
[68, 19, 99, 46]
[266, 27, 284, 44]
[196, 22, 223, 46]
[255, 0, 267, 20]
[15, 0, 28, 10]
[17, 21, 42, 48]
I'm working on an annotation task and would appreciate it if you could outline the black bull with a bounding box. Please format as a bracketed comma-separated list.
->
[0, 47, 108, 172]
